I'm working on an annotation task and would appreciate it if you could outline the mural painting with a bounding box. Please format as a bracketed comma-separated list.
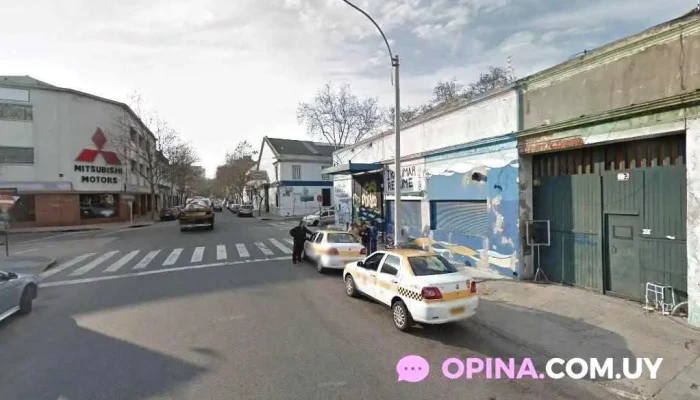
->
[352, 174, 383, 228]
[409, 141, 521, 278]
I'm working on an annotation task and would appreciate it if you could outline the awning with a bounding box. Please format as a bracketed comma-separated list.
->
[322, 162, 383, 176]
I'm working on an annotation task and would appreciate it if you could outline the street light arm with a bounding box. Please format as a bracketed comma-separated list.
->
[341, 0, 394, 62]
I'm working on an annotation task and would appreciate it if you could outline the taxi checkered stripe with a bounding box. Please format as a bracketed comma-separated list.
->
[398, 287, 423, 301]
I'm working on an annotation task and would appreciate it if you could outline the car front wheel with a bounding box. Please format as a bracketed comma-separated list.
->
[344, 275, 358, 297]
[19, 285, 36, 314]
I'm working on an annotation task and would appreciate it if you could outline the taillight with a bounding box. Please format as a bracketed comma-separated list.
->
[421, 287, 443, 300]
[327, 248, 339, 256]
[469, 281, 477, 294]
[360, 248, 367, 255]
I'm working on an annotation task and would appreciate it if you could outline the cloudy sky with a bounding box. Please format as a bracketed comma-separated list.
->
[0, 0, 695, 177]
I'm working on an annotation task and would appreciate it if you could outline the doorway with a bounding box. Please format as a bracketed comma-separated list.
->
[604, 214, 641, 299]
[321, 188, 331, 207]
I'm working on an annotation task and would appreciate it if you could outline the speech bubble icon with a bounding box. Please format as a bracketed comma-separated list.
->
[396, 355, 430, 383]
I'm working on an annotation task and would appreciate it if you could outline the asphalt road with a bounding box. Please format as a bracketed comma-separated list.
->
[0, 211, 615, 400]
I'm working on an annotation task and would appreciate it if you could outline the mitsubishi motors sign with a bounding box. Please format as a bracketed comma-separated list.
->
[73, 128, 125, 188]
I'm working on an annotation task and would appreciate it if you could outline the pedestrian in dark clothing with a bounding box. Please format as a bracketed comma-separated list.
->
[369, 221, 378, 254]
[360, 223, 370, 254]
[289, 220, 313, 264]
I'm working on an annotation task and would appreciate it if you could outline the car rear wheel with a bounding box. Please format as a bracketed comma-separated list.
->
[344, 275, 358, 297]
[392, 300, 413, 332]
[19, 285, 35, 315]
[317, 262, 325, 274]
[312, 220, 319, 226]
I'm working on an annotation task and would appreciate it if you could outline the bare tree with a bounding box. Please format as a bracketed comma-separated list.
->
[464, 66, 513, 99]
[297, 83, 383, 148]
[214, 140, 257, 204]
[164, 140, 199, 205]
[107, 93, 186, 221]
[432, 77, 465, 104]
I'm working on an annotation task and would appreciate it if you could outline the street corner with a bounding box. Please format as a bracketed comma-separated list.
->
[1, 255, 57, 275]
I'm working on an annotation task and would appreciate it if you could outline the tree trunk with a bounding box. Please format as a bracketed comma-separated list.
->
[150, 184, 157, 221]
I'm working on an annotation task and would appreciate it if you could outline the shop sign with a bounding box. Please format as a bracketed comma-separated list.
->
[384, 163, 425, 194]
[74, 165, 123, 184]
[520, 136, 585, 154]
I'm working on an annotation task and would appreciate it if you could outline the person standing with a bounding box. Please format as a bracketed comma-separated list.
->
[289, 220, 313, 264]
[360, 223, 370, 254]
[369, 221, 378, 254]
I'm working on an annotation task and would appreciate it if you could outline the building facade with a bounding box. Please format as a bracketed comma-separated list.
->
[0, 76, 161, 227]
[516, 9, 700, 326]
[326, 87, 520, 277]
[250, 137, 335, 216]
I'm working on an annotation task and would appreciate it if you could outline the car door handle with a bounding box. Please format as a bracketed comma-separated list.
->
[390, 279, 398, 284]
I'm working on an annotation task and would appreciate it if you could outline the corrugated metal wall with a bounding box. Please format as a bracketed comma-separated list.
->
[431, 201, 488, 236]
[532, 133, 687, 300]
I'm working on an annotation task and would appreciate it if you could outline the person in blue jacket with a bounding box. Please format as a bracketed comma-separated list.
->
[369, 221, 378, 254]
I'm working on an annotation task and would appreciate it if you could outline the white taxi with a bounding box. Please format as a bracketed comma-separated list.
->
[342, 249, 478, 331]
[303, 229, 367, 273]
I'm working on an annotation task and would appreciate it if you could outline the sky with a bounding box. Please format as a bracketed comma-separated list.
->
[0, 0, 696, 178]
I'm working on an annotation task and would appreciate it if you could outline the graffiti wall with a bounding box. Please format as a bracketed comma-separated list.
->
[352, 173, 384, 227]
[409, 138, 521, 278]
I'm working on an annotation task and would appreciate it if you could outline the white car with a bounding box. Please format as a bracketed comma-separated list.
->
[0, 270, 39, 323]
[303, 229, 366, 273]
[342, 249, 478, 331]
[302, 209, 335, 226]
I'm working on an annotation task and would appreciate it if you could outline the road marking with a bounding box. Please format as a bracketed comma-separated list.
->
[14, 248, 38, 254]
[163, 248, 183, 266]
[133, 250, 161, 270]
[41, 253, 96, 278]
[269, 238, 292, 254]
[41, 256, 290, 287]
[255, 242, 273, 256]
[103, 250, 139, 273]
[216, 244, 227, 260]
[191, 246, 205, 263]
[283, 238, 294, 245]
[236, 243, 249, 258]
[69, 251, 119, 276]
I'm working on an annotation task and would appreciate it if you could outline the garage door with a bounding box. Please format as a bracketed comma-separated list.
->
[432, 201, 488, 236]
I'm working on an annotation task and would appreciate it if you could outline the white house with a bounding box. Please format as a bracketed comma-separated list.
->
[251, 137, 336, 216]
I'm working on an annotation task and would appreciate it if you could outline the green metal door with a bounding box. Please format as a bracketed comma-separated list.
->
[605, 214, 641, 299]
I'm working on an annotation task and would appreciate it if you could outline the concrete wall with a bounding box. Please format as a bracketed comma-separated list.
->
[278, 161, 332, 182]
[0, 86, 153, 194]
[274, 185, 329, 217]
[257, 141, 277, 184]
[522, 17, 700, 129]
[687, 117, 700, 327]
[333, 89, 518, 164]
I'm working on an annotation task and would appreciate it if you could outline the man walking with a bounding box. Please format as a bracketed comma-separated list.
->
[289, 220, 313, 264]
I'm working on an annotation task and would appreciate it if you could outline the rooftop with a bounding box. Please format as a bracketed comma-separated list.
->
[266, 137, 337, 157]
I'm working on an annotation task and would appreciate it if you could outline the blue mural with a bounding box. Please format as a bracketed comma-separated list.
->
[409, 137, 522, 278]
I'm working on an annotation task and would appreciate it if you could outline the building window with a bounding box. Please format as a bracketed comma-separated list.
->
[321, 165, 330, 180]
[292, 165, 301, 179]
[80, 194, 119, 219]
[130, 127, 138, 142]
[8, 195, 35, 222]
[0, 104, 32, 121]
[0, 146, 34, 164]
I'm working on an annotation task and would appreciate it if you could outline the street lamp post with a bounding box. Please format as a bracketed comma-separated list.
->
[341, 0, 402, 247]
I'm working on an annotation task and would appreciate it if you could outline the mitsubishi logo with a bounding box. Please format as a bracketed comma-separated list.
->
[75, 128, 121, 165]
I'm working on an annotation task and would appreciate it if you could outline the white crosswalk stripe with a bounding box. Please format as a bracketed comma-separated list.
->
[236, 243, 249, 258]
[41, 253, 96, 278]
[70, 251, 119, 276]
[133, 250, 161, 270]
[216, 244, 227, 260]
[103, 250, 139, 273]
[163, 248, 183, 266]
[191, 246, 205, 263]
[42, 238, 307, 280]
[268, 238, 292, 254]
[255, 242, 273, 256]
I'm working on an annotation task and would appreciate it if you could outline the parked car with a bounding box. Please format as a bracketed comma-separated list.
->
[0, 270, 39, 323]
[237, 204, 254, 217]
[342, 249, 478, 332]
[228, 203, 240, 212]
[213, 201, 223, 212]
[302, 209, 335, 226]
[179, 198, 215, 231]
[303, 229, 367, 273]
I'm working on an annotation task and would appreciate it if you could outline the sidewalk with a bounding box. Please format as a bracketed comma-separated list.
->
[7, 217, 155, 234]
[254, 212, 301, 221]
[474, 280, 700, 399]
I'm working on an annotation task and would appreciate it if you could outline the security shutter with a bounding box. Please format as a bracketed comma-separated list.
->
[386, 200, 422, 234]
[433, 201, 488, 236]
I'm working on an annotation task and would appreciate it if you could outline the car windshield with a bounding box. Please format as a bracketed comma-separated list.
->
[327, 233, 359, 243]
[241, 205, 252, 210]
[408, 255, 459, 276]
[186, 198, 210, 207]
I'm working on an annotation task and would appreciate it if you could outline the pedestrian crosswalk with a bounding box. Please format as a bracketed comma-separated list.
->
[41, 238, 297, 281]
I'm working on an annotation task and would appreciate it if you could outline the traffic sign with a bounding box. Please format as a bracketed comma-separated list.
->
[316, 195, 323, 202]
